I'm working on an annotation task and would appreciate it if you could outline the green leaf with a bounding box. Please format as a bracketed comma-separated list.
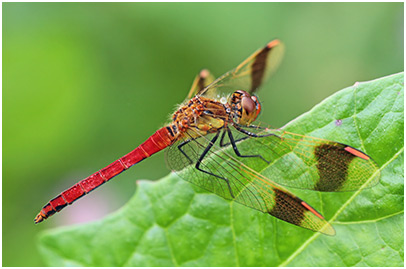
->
[38, 73, 404, 266]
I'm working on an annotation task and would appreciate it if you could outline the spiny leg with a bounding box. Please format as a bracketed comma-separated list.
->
[235, 123, 267, 130]
[178, 138, 194, 164]
[220, 129, 250, 147]
[179, 133, 221, 163]
[227, 127, 270, 164]
[220, 123, 275, 147]
[194, 132, 235, 198]
[234, 124, 279, 138]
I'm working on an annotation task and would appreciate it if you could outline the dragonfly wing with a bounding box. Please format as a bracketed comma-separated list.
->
[166, 129, 335, 235]
[221, 125, 380, 192]
[186, 69, 216, 100]
[273, 130, 381, 191]
[199, 39, 284, 99]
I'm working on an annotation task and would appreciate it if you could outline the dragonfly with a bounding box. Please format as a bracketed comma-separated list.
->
[34, 40, 380, 235]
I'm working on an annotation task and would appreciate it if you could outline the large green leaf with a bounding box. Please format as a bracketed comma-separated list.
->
[38, 73, 403, 266]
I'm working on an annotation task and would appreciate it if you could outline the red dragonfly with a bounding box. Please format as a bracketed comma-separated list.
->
[35, 40, 380, 235]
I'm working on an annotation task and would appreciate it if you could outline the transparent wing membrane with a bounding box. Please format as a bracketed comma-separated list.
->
[199, 40, 284, 100]
[186, 69, 216, 100]
[212, 124, 380, 192]
[264, 129, 380, 191]
[167, 127, 340, 235]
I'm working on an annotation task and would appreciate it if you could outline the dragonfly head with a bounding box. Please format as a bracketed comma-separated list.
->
[230, 90, 261, 125]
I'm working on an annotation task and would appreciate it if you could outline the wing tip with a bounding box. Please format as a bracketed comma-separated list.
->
[301, 201, 336, 236]
[199, 69, 210, 78]
[320, 223, 336, 236]
[267, 39, 281, 49]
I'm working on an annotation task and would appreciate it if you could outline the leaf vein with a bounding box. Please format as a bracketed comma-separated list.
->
[332, 210, 403, 225]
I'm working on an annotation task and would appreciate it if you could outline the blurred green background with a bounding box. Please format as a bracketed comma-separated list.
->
[3, 2, 403, 266]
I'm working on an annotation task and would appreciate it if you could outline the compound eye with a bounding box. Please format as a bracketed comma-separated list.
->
[251, 96, 261, 116]
[241, 96, 256, 115]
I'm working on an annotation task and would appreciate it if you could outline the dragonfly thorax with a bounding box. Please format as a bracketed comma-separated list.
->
[171, 96, 229, 138]
[229, 90, 261, 125]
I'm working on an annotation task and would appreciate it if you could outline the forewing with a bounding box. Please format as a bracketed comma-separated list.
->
[186, 69, 216, 100]
[222, 126, 380, 192]
[199, 39, 284, 99]
[272, 130, 381, 191]
[166, 129, 335, 235]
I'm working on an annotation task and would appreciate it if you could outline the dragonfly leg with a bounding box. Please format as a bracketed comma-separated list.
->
[235, 123, 267, 130]
[220, 123, 277, 147]
[195, 132, 235, 198]
[227, 128, 270, 164]
[234, 124, 279, 138]
[220, 129, 250, 147]
[219, 130, 231, 147]
[178, 139, 194, 164]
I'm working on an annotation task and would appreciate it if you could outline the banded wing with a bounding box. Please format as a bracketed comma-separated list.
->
[167, 128, 336, 235]
[218, 125, 380, 192]
[268, 130, 380, 191]
[186, 69, 216, 100]
[198, 39, 284, 99]
[167, 124, 380, 234]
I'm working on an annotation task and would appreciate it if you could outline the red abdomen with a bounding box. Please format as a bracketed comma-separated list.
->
[34, 126, 175, 223]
